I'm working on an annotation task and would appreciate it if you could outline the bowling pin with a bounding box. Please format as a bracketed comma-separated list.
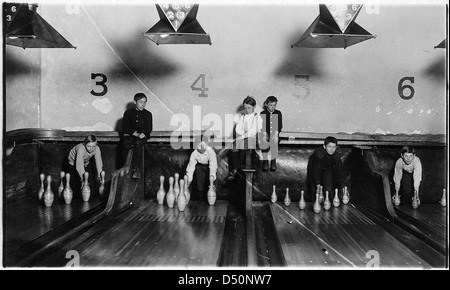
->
[393, 189, 401, 206]
[58, 171, 65, 198]
[412, 190, 419, 209]
[298, 190, 306, 210]
[174, 173, 180, 202]
[323, 191, 331, 210]
[271, 185, 277, 203]
[38, 173, 45, 201]
[43, 175, 54, 207]
[99, 171, 106, 197]
[284, 188, 291, 206]
[184, 175, 191, 205]
[81, 172, 91, 202]
[319, 185, 324, 203]
[63, 173, 73, 205]
[342, 186, 349, 205]
[440, 189, 446, 207]
[177, 179, 187, 211]
[313, 193, 321, 214]
[156, 175, 166, 205]
[166, 176, 175, 208]
[333, 188, 340, 207]
[207, 175, 216, 206]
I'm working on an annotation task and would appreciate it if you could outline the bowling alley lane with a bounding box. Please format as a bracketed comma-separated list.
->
[396, 204, 446, 234]
[36, 200, 228, 267]
[394, 204, 446, 252]
[4, 193, 103, 256]
[270, 202, 433, 268]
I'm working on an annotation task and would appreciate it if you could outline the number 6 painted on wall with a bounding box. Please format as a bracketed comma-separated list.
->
[398, 77, 415, 100]
[91, 73, 108, 96]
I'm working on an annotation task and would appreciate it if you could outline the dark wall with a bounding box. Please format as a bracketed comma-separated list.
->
[143, 144, 353, 203]
[3, 143, 40, 201]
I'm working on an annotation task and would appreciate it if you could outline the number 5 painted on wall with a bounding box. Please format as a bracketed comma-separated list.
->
[191, 74, 208, 97]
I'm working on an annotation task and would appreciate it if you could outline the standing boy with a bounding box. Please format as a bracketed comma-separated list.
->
[259, 96, 283, 172]
[122, 93, 153, 178]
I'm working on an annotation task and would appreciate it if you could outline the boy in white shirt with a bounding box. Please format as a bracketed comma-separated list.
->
[227, 96, 263, 180]
[186, 139, 218, 199]
[393, 145, 423, 204]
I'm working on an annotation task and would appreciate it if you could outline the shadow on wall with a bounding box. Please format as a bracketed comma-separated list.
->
[4, 49, 40, 76]
[422, 55, 446, 81]
[273, 29, 324, 78]
[114, 102, 136, 133]
[107, 32, 180, 79]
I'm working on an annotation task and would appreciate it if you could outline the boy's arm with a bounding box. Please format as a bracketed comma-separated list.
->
[235, 115, 245, 137]
[334, 153, 345, 188]
[94, 146, 103, 177]
[246, 113, 263, 138]
[312, 152, 322, 186]
[186, 152, 198, 183]
[393, 159, 403, 191]
[142, 111, 153, 139]
[413, 158, 422, 191]
[75, 146, 86, 180]
[122, 110, 133, 135]
[208, 150, 218, 181]
[278, 111, 283, 133]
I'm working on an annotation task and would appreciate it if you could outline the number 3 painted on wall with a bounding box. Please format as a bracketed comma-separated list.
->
[91, 73, 108, 96]
[398, 77, 415, 100]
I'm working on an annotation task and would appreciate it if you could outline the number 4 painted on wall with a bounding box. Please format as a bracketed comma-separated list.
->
[191, 74, 208, 97]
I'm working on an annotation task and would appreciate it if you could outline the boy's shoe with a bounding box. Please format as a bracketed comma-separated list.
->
[262, 160, 269, 172]
[227, 170, 237, 181]
[270, 159, 277, 171]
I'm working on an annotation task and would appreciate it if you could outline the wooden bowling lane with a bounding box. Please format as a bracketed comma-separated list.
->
[38, 200, 228, 267]
[396, 204, 446, 233]
[270, 202, 433, 268]
[394, 204, 447, 255]
[4, 193, 103, 257]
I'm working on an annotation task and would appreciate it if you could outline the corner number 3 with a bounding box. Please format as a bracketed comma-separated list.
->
[191, 74, 208, 97]
[91, 73, 108, 96]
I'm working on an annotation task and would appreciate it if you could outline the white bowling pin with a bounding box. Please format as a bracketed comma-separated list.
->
[38, 173, 45, 201]
[58, 171, 65, 198]
[166, 176, 175, 208]
[271, 185, 277, 203]
[284, 188, 291, 206]
[333, 188, 340, 207]
[298, 190, 306, 210]
[156, 175, 166, 205]
[43, 175, 54, 207]
[207, 175, 216, 206]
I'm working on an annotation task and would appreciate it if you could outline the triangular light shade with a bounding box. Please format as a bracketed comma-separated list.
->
[434, 38, 446, 49]
[4, 3, 76, 49]
[292, 4, 375, 49]
[143, 4, 211, 45]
